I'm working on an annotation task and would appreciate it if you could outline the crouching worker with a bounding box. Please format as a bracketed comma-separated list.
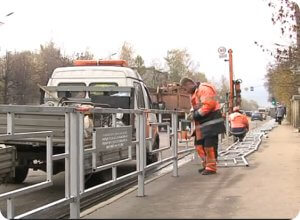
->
[180, 77, 225, 175]
[229, 106, 249, 142]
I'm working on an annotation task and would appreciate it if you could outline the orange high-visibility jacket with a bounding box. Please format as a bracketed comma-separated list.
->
[191, 83, 221, 140]
[191, 83, 220, 115]
[229, 112, 249, 130]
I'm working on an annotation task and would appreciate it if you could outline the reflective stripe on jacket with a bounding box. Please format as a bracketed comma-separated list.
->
[191, 83, 224, 140]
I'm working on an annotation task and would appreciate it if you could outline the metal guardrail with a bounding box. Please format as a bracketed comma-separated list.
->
[0, 105, 195, 219]
[0, 110, 55, 219]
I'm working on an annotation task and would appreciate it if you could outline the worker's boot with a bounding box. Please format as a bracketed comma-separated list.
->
[202, 170, 216, 175]
[198, 168, 205, 173]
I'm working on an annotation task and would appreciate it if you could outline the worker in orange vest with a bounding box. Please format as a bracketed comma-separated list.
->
[229, 106, 249, 142]
[180, 77, 225, 175]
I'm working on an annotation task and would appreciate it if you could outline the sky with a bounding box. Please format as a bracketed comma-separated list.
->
[0, 0, 294, 107]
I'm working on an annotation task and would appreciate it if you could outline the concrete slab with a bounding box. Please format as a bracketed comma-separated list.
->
[82, 122, 300, 219]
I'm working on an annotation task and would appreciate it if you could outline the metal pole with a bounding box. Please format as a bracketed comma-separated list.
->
[112, 113, 116, 127]
[158, 113, 162, 123]
[64, 113, 70, 198]
[228, 49, 234, 113]
[225, 93, 230, 147]
[46, 135, 53, 182]
[172, 113, 178, 177]
[226, 111, 230, 146]
[69, 112, 80, 219]
[7, 198, 15, 219]
[78, 113, 85, 193]
[7, 112, 14, 135]
[92, 131, 97, 170]
[112, 166, 117, 181]
[135, 112, 140, 178]
[179, 120, 182, 142]
[137, 112, 146, 197]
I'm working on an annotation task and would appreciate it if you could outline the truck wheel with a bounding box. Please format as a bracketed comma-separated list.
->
[146, 134, 159, 165]
[12, 166, 29, 184]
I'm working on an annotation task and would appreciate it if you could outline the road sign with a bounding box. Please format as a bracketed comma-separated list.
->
[218, 46, 227, 59]
[218, 46, 227, 54]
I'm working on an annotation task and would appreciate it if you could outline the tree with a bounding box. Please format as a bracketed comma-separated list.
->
[134, 55, 146, 75]
[241, 99, 259, 111]
[119, 41, 135, 66]
[38, 41, 72, 85]
[164, 49, 191, 83]
[0, 41, 72, 105]
[141, 66, 169, 88]
[75, 50, 94, 60]
[213, 75, 229, 103]
[255, 0, 300, 120]
[189, 72, 207, 83]
[0, 51, 39, 104]
[0, 51, 13, 104]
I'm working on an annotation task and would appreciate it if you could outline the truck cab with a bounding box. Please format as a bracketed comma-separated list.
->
[43, 59, 159, 162]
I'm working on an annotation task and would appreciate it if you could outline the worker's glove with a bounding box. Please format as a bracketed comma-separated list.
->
[193, 110, 204, 121]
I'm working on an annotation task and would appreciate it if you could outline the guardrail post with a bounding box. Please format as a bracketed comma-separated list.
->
[46, 135, 53, 182]
[7, 198, 15, 219]
[172, 113, 178, 177]
[137, 111, 146, 197]
[65, 113, 70, 199]
[69, 111, 80, 218]
[7, 112, 15, 135]
[78, 112, 85, 193]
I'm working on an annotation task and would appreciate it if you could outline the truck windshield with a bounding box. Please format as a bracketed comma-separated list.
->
[89, 83, 131, 109]
[57, 83, 86, 98]
[89, 83, 125, 96]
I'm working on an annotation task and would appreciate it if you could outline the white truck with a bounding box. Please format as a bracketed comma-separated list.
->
[0, 60, 160, 183]
[258, 107, 267, 120]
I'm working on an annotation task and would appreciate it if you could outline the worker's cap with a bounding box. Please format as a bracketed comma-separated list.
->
[179, 77, 195, 86]
[233, 106, 240, 112]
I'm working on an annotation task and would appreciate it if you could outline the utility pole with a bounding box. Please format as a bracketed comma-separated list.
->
[228, 49, 234, 113]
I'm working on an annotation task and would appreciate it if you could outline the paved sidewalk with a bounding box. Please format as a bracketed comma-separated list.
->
[82, 123, 300, 219]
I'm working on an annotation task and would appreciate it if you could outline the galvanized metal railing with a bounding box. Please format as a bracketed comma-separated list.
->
[0, 108, 56, 219]
[0, 105, 195, 219]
